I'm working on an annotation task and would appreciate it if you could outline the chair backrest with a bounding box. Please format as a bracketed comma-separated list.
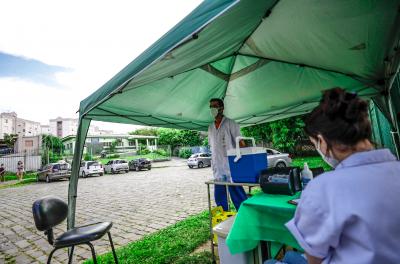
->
[32, 196, 68, 231]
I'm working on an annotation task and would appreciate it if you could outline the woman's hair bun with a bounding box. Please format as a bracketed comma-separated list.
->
[304, 87, 372, 145]
[321, 88, 367, 123]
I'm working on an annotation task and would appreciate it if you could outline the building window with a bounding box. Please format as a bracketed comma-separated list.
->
[5, 119, 8, 123]
[57, 121, 63, 137]
[25, 140, 33, 147]
[129, 141, 135, 146]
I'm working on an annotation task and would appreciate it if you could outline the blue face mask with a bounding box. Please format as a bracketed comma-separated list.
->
[316, 139, 339, 168]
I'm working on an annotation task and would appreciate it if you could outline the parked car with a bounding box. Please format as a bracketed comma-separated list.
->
[79, 161, 104, 177]
[266, 148, 292, 168]
[129, 158, 151, 171]
[0, 147, 13, 155]
[187, 153, 211, 168]
[38, 163, 71, 183]
[104, 159, 129, 174]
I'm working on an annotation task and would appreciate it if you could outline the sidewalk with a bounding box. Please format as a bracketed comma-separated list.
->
[0, 180, 19, 186]
[152, 157, 187, 168]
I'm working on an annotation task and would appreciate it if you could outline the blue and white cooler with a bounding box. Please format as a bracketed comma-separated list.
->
[227, 137, 268, 183]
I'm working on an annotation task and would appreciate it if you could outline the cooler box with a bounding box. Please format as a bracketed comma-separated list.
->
[227, 137, 268, 183]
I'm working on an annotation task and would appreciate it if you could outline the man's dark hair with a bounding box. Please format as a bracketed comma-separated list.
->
[209, 98, 224, 108]
[304, 87, 371, 146]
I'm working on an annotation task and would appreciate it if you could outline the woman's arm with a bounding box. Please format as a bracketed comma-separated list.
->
[306, 253, 323, 264]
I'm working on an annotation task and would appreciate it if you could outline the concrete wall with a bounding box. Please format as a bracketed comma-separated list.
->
[15, 136, 42, 154]
[0, 154, 41, 172]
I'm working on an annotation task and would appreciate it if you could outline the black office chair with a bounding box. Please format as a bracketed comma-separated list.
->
[32, 196, 118, 264]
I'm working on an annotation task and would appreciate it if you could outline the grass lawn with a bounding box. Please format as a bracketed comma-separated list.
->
[1, 171, 37, 182]
[84, 211, 212, 264]
[0, 172, 38, 188]
[0, 178, 38, 189]
[0, 172, 38, 189]
[292, 156, 332, 171]
[99, 153, 169, 165]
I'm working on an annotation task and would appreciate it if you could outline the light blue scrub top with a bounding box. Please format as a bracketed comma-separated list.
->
[286, 149, 400, 263]
[208, 117, 241, 181]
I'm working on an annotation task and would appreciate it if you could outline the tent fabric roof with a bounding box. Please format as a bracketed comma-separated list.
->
[68, 0, 400, 230]
[79, 0, 400, 131]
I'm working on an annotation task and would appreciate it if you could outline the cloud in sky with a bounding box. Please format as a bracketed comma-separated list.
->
[0, 52, 70, 86]
[0, 0, 202, 133]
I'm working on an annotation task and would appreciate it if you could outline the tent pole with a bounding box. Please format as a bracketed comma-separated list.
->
[386, 89, 400, 159]
[67, 117, 91, 230]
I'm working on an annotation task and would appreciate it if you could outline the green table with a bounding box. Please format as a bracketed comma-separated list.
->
[226, 192, 303, 256]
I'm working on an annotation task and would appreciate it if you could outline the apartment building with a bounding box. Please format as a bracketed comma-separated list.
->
[0, 112, 41, 139]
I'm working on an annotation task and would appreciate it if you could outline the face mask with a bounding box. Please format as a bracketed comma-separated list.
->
[210, 107, 219, 118]
[316, 139, 339, 168]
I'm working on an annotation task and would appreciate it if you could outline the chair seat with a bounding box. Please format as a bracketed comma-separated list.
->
[54, 222, 112, 248]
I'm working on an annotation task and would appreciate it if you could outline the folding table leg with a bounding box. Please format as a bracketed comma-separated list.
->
[225, 184, 230, 211]
[207, 183, 217, 264]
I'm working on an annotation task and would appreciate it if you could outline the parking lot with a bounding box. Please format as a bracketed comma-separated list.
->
[0, 159, 212, 263]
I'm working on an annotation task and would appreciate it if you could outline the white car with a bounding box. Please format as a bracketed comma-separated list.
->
[266, 148, 292, 168]
[104, 159, 129, 174]
[187, 153, 212, 168]
[79, 161, 104, 178]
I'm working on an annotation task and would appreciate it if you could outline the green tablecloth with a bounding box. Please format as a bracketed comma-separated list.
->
[226, 192, 303, 255]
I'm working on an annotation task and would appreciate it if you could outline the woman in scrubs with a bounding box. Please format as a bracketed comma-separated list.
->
[268, 88, 400, 264]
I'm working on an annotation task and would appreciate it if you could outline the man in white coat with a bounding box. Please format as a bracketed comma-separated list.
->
[208, 98, 247, 210]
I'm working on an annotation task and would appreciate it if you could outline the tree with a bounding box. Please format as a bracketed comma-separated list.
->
[177, 129, 202, 146]
[3, 133, 18, 148]
[42, 134, 64, 154]
[109, 139, 121, 153]
[202, 136, 209, 146]
[241, 116, 306, 153]
[157, 128, 202, 149]
[157, 128, 182, 149]
[42, 134, 65, 164]
[129, 128, 158, 136]
[241, 124, 272, 143]
[269, 117, 305, 153]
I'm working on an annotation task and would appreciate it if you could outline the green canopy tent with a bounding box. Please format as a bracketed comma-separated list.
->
[69, 0, 400, 229]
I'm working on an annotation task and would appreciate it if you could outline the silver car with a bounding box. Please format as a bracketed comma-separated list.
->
[266, 148, 292, 168]
[187, 153, 211, 168]
[37, 163, 71, 183]
[104, 159, 129, 174]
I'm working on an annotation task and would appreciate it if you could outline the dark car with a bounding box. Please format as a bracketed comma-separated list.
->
[38, 163, 71, 183]
[129, 158, 151, 171]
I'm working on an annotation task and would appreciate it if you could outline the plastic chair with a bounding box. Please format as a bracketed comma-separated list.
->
[32, 196, 118, 264]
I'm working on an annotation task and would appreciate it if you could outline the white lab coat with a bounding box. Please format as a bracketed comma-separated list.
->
[208, 117, 241, 181]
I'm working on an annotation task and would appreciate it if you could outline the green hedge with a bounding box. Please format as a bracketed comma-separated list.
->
[179, 148, 192, 159]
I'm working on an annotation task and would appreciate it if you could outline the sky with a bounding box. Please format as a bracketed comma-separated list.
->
[0, 0, 202, 133]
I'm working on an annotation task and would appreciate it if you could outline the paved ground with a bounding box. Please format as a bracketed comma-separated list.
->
[0, 159, 213, 263]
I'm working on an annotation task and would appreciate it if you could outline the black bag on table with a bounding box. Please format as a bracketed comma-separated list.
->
[259, 167, 302, 195]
